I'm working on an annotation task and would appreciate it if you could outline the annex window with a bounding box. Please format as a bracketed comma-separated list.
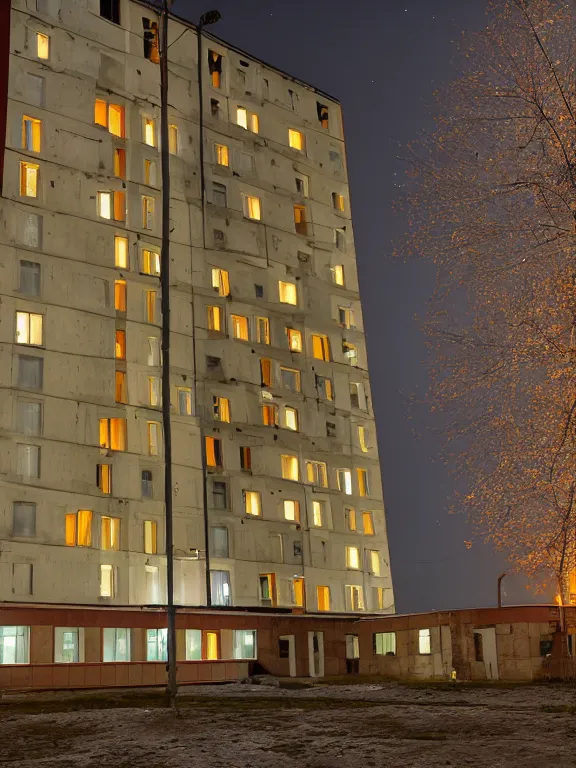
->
[148, 376, 160, 407]
[317, 585, 330, 612]
[55, 628, 82, 663]
[101, 516, 120, 551]
[240, 446, 252, 470]
[213, 396, 231, 422]
[262, 404, 278, 427]
[144, 520, 157, 554]
[103, 628, 130, 662]
[0, 626, 30, 664]
[357, 468, 370, 497]
[236, 107, 259, 133]
[211, 570, 231, 606]
[306, 460, 328, 488]
[143, 18, 160, 63]
[334, 228, 346, 251]
[293, 205, 308, 235]
[168, 124, 178, 154]
[213, 480, 227, 508]
[284, 406, 299, 431]
[286, 327, 302, 353]
[332, 265, 345, 286]
[19, 261, 41, 296]
[374, 632, 396, 655]
[98, 191, 125, 221]
[115, 330, 126, 360]
[256, 317, 270, 345]
[288, 128, 305, 151]
[113, 148, 126, 179]
[214, 143, 229, 167]
[144, 159, 157, 186]
[147, 421, 161, 456]
[362, 511, 375, 535]
[233, 630, 257, 660]
[207, 305, 223, 332]
[212, 268, 230, 296]
[142, 196, 155, 229]
[317, 102, 329, 129]
[97, 464, 112, 494]
[15, 311, 43, 346]
[145, 290, 157, 323]
[17, 400, 41, 436]
[346, 546, 360, 570]
[346, 507, 357, 531]
[243, 490, 261, 516]
[280, 366, 300, 392]
[114, 236, 128, 268]
[177, 388, 192, 416]
[281, 454, 299, 481]
[231, 314, 249, 340]
[368, 550, 381, 576]
[346, 585, 364, 611]
[22, 116, 41, 152]
[100, 0, 120, 24]
[279, 281, 297, 305]
[358, 425, 368, 453]
[208, 50, 223, 88]
[18, 356, 43, 390]
[114, 280, 127, 311]
[99, 417, 127, 451]
[260, 358, 272, 387]
[312, 334, 330, 361]
[337, 469, 353, 495]
[20, 161, 39, 197]
[142, 249, 160, 276]
[316, 375, 333, 401]
[65, 509, 92, 547]
[36, 33, 49, 60]
[332, 192, 345, 212]
[419, 628, 431, 655]
[205, 436, 223, 468]
[242, 194, 262, 221]
[211, 526, 229, 558]
[12, 502, 36, 537]
[115, 370, 127, 403]
[143, 118, 156, 147]
[283, 499, 300, 522]
[141, 470, 153, 498]
[339, 307, 356, 329]
[343, 342, 358, 366]
[312, 500, 324, 527]
[213, 182, 227, 207]
[147, 628, 167, 661]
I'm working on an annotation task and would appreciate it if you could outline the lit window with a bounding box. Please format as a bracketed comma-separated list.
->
[284, 407, 299, 431]
[205, 435, 223, 467]
[374, 632, 396, 655]
[22, 116, 41, 152]
[339, 307, 355, 329]
[346, 507, 357, 531]
[100, 565, 114, 597]
[168, 124, 178, 154]
[346, 546, 360, 570]
[115, 370, 127, 402]
[281, 454, 299, 481]
[357, 468, 370, 497]
[98, 192, 111, 219]
[147, 421, 161, 456]
[65, 509, 92, 547]
[279, 281, 297, 305]
[243, 490, 261, 516]
[346, 585, 364, 611]
[262, 404, 278, 426]
[115, 236, 128, 268]
[108, 104, 125, 137]
[99, 417, 127, 451]
[101, 516, 120, 551]
[260, 358, 272, 387]
[369, 550, 381, 576]
[240, 446, 252, 470]
[343, 342, 358, 366]
[143, 18, 160, 62]
[177, 388, 192, 415]
[312, 500, 324, 527]
[337, 469, 353, 495]
[149, 376, 160, 406]
[333, 265, 345, 286]
[20, 161, 39, 197]
[280, 367, 300, 392]
[144, 159, 156, 186]
[142, 196, 155, 229]
[283, 500, 300, 522]
[206, 631, 219, 659]
[0, 626, 30, 664]
[15, 311, 43, 346]
[212, 268, 230, 296]
[288, 128, 304, 151]
[306, 460, 328, 487]
[317, 585, 330, 611]
[317, 376, 333, 401]
[242, 195, 262, 221]
[144, 520, 157, 554]
[213, 396, 231, 422]
[97, 464, 112, 494]
[358, 426, 368, 452]
[231, 314, 249, 340]
[215, 143, 229, 166]
[98, 191, 125, 221]
[113, 148, 126, 179]
[419, 628, 431, 655]
[312, 334, 330, 361]
[332, 192, 345, 212]
[362, 511, 375, 535]
[286, 327, 302, 353]
[142, 249, 160, 276]
[36, 33, 49, 59]
[207, 306, 222, 331]
[293, 205, 307, 235]
[208, 50, 223, 88]
[145, 290, 157, 323]
[256, 317, 270, 345]
[236, 107, 259, 133]
[143, 118, 155, 147]
[94, 99, 107, 127]
[114, 280, 127, 312]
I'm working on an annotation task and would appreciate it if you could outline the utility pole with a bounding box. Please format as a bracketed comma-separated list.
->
[159, 0, 177, 708]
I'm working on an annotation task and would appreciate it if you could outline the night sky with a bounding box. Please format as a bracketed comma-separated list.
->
[172, 0, 546, 613]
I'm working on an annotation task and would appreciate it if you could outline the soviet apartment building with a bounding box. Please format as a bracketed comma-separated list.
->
[0, 0, 394, 615]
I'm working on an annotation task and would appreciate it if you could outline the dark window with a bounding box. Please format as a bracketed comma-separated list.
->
[213, 182, 227, 207]
[18, 356, 43, 390]
[213, 480, 227, 508]
[206, 355, 221, 370]
[473, 632, 484, 662]
[278, 638, 290, 658]
[540, 638, 553, 657]
[211, 98, 220, 117]
[255, 284, 264, 298]
[211, 526, 229, 558]
[100, 0, 120, 24]
[317, 102, 329, 129]
[142, 469, 153, 498]
[326, 422, 337, 438]
[20, 261, 41, 296]
[142, 18, 160, 63]
[214, 229, 225, 245]
[240, 446, 252, 471]
[13, 502, 36, 537]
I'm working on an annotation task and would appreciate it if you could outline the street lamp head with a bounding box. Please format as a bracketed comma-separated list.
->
[199, 9, 222, 27]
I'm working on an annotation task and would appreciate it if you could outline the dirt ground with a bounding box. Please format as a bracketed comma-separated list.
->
[2, 681, 576, 767]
